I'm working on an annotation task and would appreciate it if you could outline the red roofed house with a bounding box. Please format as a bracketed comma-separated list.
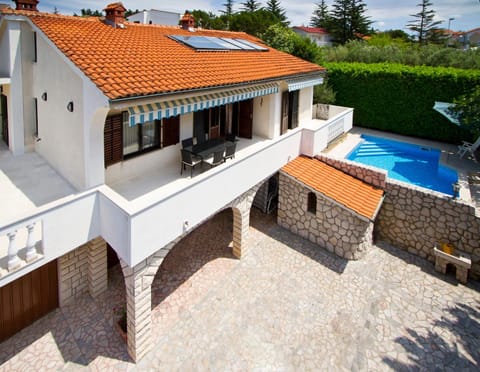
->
[0, 0, 353, 360]
[292, 26, 333, 47]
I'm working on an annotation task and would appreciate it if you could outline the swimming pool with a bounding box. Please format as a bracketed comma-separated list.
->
[346, 135, 458, 196]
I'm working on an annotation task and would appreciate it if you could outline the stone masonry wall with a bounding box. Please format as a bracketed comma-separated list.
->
[58, 238, 108, 306]
[58, 244, 88, 306]
[316, 155, 480, 279]
[376, 180, 480, 279]
[278, 172, 374, 260]
[316, 154, 386, 189]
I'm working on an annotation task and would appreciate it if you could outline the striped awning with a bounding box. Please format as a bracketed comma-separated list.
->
[287, 76, 324, 91]
[128, 83, 279, 126]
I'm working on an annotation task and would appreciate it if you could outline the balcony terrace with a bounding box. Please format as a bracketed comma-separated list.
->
[0, 105, 354, 283]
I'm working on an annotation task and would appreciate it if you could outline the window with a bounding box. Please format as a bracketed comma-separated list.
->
[307, 192, 317, 214]
[104, 112, 179, 167]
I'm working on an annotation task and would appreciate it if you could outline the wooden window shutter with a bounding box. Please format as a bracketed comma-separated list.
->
[162, 116, 179, 147]
[289, 91, 299, 129]
[281, 91, 289, 135]
[104, 114, 123, 167]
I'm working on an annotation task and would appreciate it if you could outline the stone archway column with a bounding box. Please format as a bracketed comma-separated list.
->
[87, 237, 107, 298]
[121, 260, 154, 362]
[231, 187, 258, 258]
[119, 240, 178, 362]
[232, 207, 250, 258]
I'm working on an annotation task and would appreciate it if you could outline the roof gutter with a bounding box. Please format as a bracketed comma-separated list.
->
[108, 71, 325, 105]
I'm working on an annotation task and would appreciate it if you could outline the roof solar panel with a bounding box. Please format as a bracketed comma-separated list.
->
[233, 38, 269, 51]
[221, 38, 256, 50]
[170, 35, 268, 52]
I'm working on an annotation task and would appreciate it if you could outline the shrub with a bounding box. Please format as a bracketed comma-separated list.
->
[325, 62, 480, 143]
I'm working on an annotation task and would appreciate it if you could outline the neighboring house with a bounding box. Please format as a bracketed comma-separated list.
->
[447, 27, 480, 48]
[292, 26, 332, 47]
[127, 8, 180, 26]
[0, 0, 353, 361]
[463, 27, 480, 48]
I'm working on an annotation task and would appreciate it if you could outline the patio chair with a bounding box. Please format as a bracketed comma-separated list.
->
[456, 136, 480, 160]
[181, 137, 193, 148]
[180, 149, 202, 177]
[224, 142, 236, 161]
[195, 132, 207, 144]
[203, 149, 224, 168]
[226, 133, 236, 142]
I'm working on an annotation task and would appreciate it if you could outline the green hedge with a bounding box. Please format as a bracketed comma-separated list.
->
[325, 62, 480, 143]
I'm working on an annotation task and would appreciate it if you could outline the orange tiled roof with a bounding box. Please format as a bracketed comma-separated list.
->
[282, 156, 384, 220]
[1, 9, 324, 100]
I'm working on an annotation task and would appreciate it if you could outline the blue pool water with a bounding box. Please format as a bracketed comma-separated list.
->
[347, 135, 458, 196]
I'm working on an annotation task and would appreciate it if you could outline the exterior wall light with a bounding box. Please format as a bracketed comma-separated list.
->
[67, 101, 74, 112]
[41, 92, 47, 101]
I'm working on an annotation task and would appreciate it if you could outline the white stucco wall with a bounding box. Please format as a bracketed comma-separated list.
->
[179, 112, 193, 141]
[127, 10, 180, 26]
[0, 22, 10, 76]
[299, 86, 314, 125]
[6, 21, 24, 155]
[20, 22, 35, 150]
[32, 29, 86, 190]
[252, 95, 275, 139]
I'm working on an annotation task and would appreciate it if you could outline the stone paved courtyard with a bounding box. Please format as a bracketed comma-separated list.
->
[1, 208, 480, 371]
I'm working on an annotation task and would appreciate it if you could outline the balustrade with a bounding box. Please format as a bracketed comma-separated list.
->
[1, 221, 42, 277]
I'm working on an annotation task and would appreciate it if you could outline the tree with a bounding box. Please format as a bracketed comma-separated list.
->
[79, 8, 102, 17]
[125, 9, 140, 18]
[310, 0, 331, 29]
[191, 10, 227, 29]
[221, 0, 235, 17]
[230, 9, 278, 36]
[265, 0, 288, 25]
[349, 0, 371, 36]
[261, 24, 297, 53]
[261, 24, 322, 63]
[407, 0, 443, 45]
[329, 0, 371, 44]
[241, 0, 262, 12]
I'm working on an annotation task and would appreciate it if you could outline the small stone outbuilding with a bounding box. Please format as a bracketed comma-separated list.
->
[278, 156, 384, 260]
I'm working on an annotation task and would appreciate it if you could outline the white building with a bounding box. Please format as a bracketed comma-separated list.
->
[127, 8, 180, 26]
[292, 26, 332, 47]
[0, 1, 352, 361]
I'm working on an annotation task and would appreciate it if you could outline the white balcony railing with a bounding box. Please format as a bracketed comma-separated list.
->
[0, 107, 354, 284]
[301, 105, 354, 157]
[0, 190, 100, 286]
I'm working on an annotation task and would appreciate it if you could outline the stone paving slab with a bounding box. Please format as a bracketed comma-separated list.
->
[1, 209, 480, 371]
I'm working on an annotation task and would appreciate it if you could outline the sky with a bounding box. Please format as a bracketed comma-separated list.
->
[37, 0, 480, 33]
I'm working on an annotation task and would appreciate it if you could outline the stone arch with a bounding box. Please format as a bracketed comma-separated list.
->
[117, 179, 265, 362]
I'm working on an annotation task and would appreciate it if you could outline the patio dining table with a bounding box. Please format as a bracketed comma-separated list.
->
[184, 138, 233, 160]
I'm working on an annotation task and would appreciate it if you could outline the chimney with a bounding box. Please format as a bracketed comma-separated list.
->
[180, 10, 195, 30]
[104, 2, 126, 27]
[12, 0, 39, 12]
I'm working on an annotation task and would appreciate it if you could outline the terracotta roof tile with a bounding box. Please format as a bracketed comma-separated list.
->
[282, 156, 384, 220]
[0, 10, 325, 100]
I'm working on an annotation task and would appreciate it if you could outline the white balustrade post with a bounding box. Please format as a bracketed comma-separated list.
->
[25, 223, 38, 262]
[7, 230, 22, 271]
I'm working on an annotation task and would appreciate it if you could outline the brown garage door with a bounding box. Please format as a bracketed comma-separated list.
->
[0, 260, 58, 343]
